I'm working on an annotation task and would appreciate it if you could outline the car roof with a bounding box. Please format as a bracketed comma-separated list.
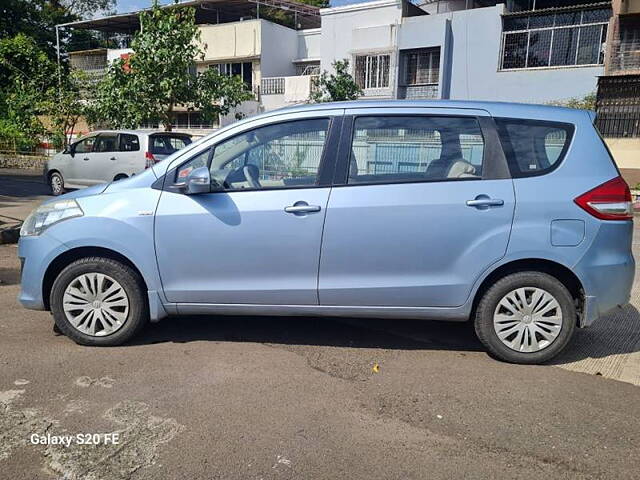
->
[266, 99, 592, 124]
[84, 130, 192, 136]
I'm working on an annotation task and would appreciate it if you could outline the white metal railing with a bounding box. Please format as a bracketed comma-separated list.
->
[261, 77, 286, 95]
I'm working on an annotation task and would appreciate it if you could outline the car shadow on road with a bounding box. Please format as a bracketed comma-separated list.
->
[130, 305, 640, 364]
[131, 314, 486, 353]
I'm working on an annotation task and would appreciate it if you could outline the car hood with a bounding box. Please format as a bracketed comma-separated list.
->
[54, 183, 110, 202]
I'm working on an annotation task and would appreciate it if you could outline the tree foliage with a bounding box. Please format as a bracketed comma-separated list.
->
[547, 92, 597, 111]
[0, 34, 57, 150]
[0, 0, 115, 60]
[93, 1, 253, 131]
[310, 59, 362, 103]
[0, 33, 90, 150]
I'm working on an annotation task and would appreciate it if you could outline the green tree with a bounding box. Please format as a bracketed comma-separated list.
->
[547, 92, 597, 110]
[0, 0, 115, 60]
[43, 70, 94, 149]
[94, 1, 253, 131]
[310, 59, 362, 103]
[0, 34, 58, 151]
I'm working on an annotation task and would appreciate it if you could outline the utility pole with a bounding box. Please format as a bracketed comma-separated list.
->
[56, 26, 62, 94]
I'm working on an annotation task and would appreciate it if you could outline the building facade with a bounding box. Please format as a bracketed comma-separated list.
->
[62, 0, 612, 134]
[319, 0, 609, 104]
[594, 0, 640, 182]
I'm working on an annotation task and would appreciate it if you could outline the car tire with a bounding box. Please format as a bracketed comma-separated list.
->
[50, 257, 148, 346]
[49, 171, 65, 196]
[474, 271, 576, 364]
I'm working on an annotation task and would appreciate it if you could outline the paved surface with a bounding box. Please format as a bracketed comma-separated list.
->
[1, 168, 640, 479]
[0, 170, 49, 225]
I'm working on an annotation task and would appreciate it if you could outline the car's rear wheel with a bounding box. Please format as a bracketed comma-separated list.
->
[474, 271, 576, 364]
[50, 257, 148, 346]
[49, 172, 65, 196]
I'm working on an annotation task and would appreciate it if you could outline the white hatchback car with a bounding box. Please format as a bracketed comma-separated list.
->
[45, 130, 192, 195]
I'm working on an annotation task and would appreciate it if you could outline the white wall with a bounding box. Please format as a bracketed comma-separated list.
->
[199, 20, 261, 61]
[259, 21, 298, 77]
[297, 28, 321, 60]
[446, 5, 602, 103]
[319, 0, 404, 72]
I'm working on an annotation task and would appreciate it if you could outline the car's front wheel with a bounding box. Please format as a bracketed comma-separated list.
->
[474, 271, 576, 364]
[50, 257, 148, 346]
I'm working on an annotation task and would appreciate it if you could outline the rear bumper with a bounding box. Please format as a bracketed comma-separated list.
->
[574, 221, 635, 327]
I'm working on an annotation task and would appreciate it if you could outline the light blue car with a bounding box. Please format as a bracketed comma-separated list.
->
[18, 101, 635, 363]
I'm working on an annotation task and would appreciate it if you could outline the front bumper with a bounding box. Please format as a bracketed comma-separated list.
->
[18, 233, 68, 310]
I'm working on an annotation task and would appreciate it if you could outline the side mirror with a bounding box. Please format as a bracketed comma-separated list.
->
[69, 144, 76, 157]
[185, 166, 211, 195]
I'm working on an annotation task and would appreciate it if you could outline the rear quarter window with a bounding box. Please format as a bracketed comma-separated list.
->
[494, 118, 574, 178]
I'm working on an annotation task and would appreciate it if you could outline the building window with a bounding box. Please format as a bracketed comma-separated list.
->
[398, 48, 440, 99]
[610, 17, 640, 73]
[174, 112, 217, 129]
[210, 62, 253, 88]
[500, 7, 610, 70]
[402, 48, 440, 86]
[355, 54, 391, 90]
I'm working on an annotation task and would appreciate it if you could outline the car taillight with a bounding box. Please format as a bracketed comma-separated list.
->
[574, 176, 633, 220]
[144, 151, 156, 169]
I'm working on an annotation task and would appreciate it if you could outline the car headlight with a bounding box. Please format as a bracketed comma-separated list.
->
[20, 199, 84, 237]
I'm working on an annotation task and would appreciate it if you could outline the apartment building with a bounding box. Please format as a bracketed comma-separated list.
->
[60, 0, 612, 133]
[319, 0, 609, 103]
[60, 0, 323, 135]
[595, 0, 640, 182]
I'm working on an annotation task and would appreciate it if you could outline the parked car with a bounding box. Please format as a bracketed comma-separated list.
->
[19, 101, 634, 363]
[46, 130, 192, 195]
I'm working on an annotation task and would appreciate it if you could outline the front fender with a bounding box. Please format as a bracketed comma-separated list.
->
[44, 188, 164, 301]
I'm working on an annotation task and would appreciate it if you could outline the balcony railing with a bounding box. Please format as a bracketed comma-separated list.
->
[608, 42, 640, 75]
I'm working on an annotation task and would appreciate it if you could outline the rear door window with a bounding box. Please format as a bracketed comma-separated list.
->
[494, 118, 574, 177]
[347, 116, 485, 185]
[119, 134, 140, 152]
[151, 135, 192, 155]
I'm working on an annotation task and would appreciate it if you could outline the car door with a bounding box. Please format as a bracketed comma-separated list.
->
[90, 133, 119, 184]
[67, 135, 98, 186]
[154, 112, 342, 305]
[319, 107, 515, 308]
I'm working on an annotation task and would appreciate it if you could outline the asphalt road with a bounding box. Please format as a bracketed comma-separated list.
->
[1, 170, 639, 479]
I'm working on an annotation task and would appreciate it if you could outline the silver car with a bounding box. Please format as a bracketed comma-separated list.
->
[45, 130, 192, 195]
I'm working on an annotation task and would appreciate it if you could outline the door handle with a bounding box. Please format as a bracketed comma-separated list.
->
[110, 157, 117, 161]
[466, 197, 504, 208]
[83, 157, 90, 161]
[284, 204, 321, 214]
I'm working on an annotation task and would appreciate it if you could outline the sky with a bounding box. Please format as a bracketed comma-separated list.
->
[115, 0, 367, 14]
